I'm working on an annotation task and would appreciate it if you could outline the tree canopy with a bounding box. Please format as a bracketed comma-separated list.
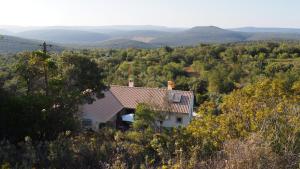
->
[0, 41, 300, 168]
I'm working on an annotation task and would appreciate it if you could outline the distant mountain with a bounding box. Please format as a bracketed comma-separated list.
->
[0, 25, 41, 33]
[151, 26, 248, 45]
[82, 39, 159, 49]
[0, 25, 185, 34]
[2, 25, 300, 53]
[11, 27, 179, 44]
[108, 30, 171, 42]
[0, 35, 63, 54]
[74, 25, 185, 33]
[232, 27, 300, 34]
[0, 29, 13, 35]
[151, 26, 300, 46]
[247, 32, 300, 41]
[16, 29, 110, 43]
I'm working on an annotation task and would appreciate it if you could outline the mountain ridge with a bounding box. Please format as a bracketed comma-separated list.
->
[0, 34, 63, 54]
[231, 27, 300, 33]
[1, 26, 300, 53]
[15, 29, 111, 43]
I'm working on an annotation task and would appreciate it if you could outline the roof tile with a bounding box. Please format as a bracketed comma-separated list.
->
[110, 85, 193, 114]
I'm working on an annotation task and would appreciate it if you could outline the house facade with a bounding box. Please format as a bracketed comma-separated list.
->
[79, 81, 194, 131]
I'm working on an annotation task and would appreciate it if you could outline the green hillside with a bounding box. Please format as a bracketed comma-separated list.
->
[0, 35, 63, 54]
[16, 29, 110, 43]
[85, 39, 159, 49]
[150, 26, 249, 45]
[151, 26, 300, 46]
[247, 32, 300, 41]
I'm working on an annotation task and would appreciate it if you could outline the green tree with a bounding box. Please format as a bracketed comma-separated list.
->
[133, 103, 162, 131]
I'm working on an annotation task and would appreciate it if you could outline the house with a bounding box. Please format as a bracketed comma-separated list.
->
[79, 81, 194, 131]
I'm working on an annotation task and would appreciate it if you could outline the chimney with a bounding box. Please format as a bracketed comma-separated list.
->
[167, 81, 175, 90]
[129, 79, 134, 87]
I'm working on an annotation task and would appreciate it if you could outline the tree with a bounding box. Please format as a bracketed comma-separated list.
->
[60, 53, 106, 99]
[15, 52, 43, 95]
[265, 62, 294, 76]
[207, 64, 233, 94]
[0, 51, 107, 141]
[162, 62, 185, 80]
[113, 61, 131, 85]
[221, 78, 300, 154]
[188, 78, 300, 163]
[133, 103, 161, 131]
[164, 46, 173, 53]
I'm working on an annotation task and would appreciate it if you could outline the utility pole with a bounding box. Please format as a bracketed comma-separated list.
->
[39, 41, 52, 96]
[40, 41, 52, 54]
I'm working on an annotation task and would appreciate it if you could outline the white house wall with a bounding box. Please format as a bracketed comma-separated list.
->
[161, 113, 190, 127]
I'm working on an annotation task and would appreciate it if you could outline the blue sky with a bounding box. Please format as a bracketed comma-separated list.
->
[1, 0, 299, 28]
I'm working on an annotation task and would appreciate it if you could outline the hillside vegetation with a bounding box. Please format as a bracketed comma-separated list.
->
[0, 35, 64, 54]
[151, 26, 248, 45]
[0, 41, 300, 168]
[80, 39, 159, 49]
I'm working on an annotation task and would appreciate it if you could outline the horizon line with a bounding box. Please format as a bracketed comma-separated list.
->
[1, 25, 300, 29]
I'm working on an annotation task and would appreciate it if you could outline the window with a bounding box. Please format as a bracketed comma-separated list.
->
[98, 123, 106, 129]
[172, 93, 182, 103]
[165, 114, 170, 120]
[176, 117, 182, 123]
[168, 91, 182, 103]
[82, 118, 92, 127]
[159, 120, 163, 125]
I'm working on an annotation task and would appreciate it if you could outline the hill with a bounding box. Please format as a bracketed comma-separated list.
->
[14, 28, 173, 43]
[16, 29, 110, 43]
[108, 30, 170, 42]
[2, 26, 300, 52]
[0, 35, 63, 54]
[40, 25, 185, 33]
[82, 39, 158, 49]
[0, 25, 184, 34]
[231, 27, 300, 33]
[247, 32, 300, 41]
[151, 26, 300, 46]
[0, 29, 13, 35]
[150, 26, 249, 45]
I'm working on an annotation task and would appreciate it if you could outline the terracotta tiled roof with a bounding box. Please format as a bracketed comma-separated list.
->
[81, 86, 194, 123]
[81, 91, 124, 122]
[110, 85, 193, 114]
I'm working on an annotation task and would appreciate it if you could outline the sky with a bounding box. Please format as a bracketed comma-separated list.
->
[0, 0, 300, 28]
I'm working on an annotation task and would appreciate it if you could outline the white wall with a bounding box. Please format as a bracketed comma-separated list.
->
[161, 113, 190, 128]
[81, 112, 117, 131]
[82, 111, 190, 130]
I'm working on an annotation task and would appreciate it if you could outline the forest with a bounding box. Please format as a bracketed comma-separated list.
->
[0, 41, 300, 168]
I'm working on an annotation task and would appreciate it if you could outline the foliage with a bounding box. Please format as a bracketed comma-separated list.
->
[133, 103, 164, 131]
[0, 51, 106, 142]
[187, 77, 300, 168]
[1, 42, 300, 168]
